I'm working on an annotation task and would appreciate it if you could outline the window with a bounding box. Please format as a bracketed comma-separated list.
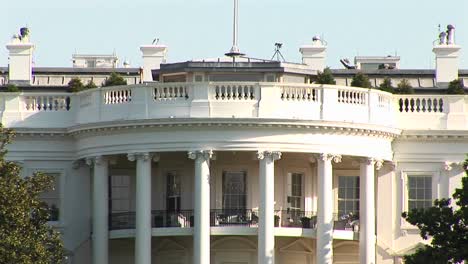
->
[39, 173, 60, 222]
[408, 175, 432, 210]
[287, 173, 303, 211]
[337, 176, 359, 218]
[166, 171, 181, 212]
[110, 175, 131, 213]
[222, 171, 247, 210]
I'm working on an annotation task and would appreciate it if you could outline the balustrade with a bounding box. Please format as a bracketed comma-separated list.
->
[397, 96, 444, 113]
[154, 84, 189, 101]
[104, 88, 132, 104]
[23, 95, 71, 111]
[280, 85, 319, 102]
[212, 84, 256, 100]
[338, 89, 366, 105]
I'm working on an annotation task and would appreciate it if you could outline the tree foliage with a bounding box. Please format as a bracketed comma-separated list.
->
[84, 80, 98, 89]
[379, 77, 394, 93]
[103, 72, 127, 87]
[447, 79, 465, 95]
[315, 67, 336, 85]
[350, 72, 372, 88]
[395, 79, 415, 94]
[402, 158, 468, 264]
[67, 77, 84, 93]
[0, 125, 64, 263]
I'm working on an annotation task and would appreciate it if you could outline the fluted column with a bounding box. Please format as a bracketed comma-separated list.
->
[128, 153, 154, 264]
[188, 150, 213, 264]
[316, 153, 341, 264]
[257, 151, 282, 264]
[359, 158, 381, 264]
[86, 156, 109, 264]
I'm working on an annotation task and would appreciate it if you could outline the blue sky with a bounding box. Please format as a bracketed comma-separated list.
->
[2, 0, 468, 69]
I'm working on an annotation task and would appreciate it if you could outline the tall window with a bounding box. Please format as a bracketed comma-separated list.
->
[166, 171, 181, 212]
[39, 173, 60, 221]
[408, 176, 432, 210]
[222, 171, 247, 210]
[110, 175, 131, 213]
[288, 173, 303, 211]
[337, 176, 359, 217]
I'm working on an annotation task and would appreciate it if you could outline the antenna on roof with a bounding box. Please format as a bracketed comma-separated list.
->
[271, 43, 286, 62]
[225, 0, 245, 59]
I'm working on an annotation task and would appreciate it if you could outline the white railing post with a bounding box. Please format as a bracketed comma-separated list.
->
[190, 83, 210, 117]
[257, 83, 282, 118]
[445, 95, 468, 129]
[320, 85, 339, 121]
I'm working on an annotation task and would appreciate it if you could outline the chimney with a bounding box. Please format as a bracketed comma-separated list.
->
[6, 27, 35, 85]
[140, 44, 167, 82]
[433, 24, 461, 86]
[299, 36, 327, 71]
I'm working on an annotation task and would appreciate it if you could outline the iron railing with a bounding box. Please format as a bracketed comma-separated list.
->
[274, 210, 316, 228]
[210, 209, 259, 227]
[110, 211, 135, 230]
[333, 212, 359, 231]
[152, 210, 193, 228]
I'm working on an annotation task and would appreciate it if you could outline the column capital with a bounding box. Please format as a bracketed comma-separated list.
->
[318, 153, 342, 163]
[127, 152, 154, 162]
[85, 155, 107, 166]
[360, 157, 384, 170]
[443, 161, 464, 171]
[256, 151, 282, 161]
[188, 150, 213, 161]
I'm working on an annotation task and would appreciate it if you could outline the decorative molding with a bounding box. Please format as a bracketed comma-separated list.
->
[72, 159, 85, 169]
[375, 159, 384, 170]
[443, 161, 464, 171]
[256, 151, 282, 161]
[187, 150, 214, 161]
[318, 153, 342, 163]
[85, 155, 105, 166]
[127, 152, 152, 162]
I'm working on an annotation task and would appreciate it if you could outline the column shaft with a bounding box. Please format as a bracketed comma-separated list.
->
[258, 151, 281, 264]
[92, 157, 109, 264]
[135, 154, 152, 264]
[360, 159, 376, 264]
[316, 154, 335, 264]
[191, 151, 212, 264]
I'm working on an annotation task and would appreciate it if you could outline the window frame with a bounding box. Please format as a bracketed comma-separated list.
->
[333, 170, 360, 220]
[29, 168, 65, 226]
[400, 170, 437, 229]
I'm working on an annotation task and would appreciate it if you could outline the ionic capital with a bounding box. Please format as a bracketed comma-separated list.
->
[318, 153, 342, 163]
[85, 156, 106, 166]
[361, 157, 384, 170]
[127, 152, 153, 162]
[188, 150, 214, 161]
[256, 151, 282, 161]
[443, 161, 464, 171]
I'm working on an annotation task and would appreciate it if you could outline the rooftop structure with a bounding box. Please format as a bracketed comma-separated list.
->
[0, 16, 467, 264]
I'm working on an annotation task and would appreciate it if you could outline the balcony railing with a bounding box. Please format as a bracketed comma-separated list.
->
[108, 210, 359, 231]
[2, 82, 465, 130]
[210, 209, 259, 227]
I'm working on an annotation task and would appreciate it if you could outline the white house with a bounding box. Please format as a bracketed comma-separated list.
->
[1, 20, 467, 264]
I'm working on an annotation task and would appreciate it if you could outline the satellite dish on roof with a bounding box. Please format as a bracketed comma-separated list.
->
[340, 58, 356, 69]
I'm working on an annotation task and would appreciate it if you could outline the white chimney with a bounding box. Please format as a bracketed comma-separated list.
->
[6, 27, 35, 85]
[433, 24, 461, 86]
[140, 44, 167, 82]
[299, 36, 327, 71]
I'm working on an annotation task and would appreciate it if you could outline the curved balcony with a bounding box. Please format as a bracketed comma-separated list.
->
[2, 82, 465, 131]
[108, 209, 358, 240]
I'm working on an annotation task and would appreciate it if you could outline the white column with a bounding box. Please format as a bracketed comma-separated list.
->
[359, 158, 381, 264]
[188, 150, 213, 264]
[257, 151, 281, 264]
[87, 156, 109, 264]
[316, 153, 341, 264]
[128, 153, 153, 264]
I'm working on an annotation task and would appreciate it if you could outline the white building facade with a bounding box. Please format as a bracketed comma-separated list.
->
[1, 24, 467, 264]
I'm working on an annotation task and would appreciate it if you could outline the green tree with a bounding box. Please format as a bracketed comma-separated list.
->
[316, 67, 336, 85]
[379, 77, 394, 93]
[446, 79, 465, 95]
[67, 77, 84, 92]
[103, 72, 127, 87]
[5, 84, 20, 92]
[350, 72, 372, 88]
[395, 79, 415, 94]
[0, 125, 64, 263]
[84, 80, 98, 89]
[402, 158, 468, 264]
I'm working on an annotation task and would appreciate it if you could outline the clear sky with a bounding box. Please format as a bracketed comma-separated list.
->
[2, 0, 468, 69]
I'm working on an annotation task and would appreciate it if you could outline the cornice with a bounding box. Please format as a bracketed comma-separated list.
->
[9, 118, 402, 139]
[398, 130, 468, 141]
